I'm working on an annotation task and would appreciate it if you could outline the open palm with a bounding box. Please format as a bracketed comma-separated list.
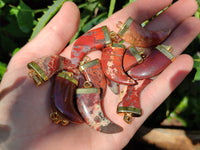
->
[0, 0, 199, 149]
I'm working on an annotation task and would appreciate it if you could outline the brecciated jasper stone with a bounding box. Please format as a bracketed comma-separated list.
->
[51, 71, 83, 124]
[71, 26, 111, 68]
[79, 59, 107, 97]
[117, 79, 152, 117]
[101, 44, 136, 85]
[127, 48, 174, 79]
[27, 55, 79, 86]
[76, 87, 123, 133]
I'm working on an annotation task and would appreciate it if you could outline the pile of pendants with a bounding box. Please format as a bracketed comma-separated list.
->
[27, 17, 175, 134]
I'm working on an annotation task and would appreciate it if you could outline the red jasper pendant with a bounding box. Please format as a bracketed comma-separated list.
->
[27, 55, 79, 86]
[76, 87, 123, 133]
[79, 59, 107, 97]
[117, 79, 152, 123]
[118, 17, 171, 47]
[123, 46, 144, 71]
[127, 45, 175, 79]
[71, 26, 111, 67]
[101, 44, 136, 85]
[51, 71, 83, 124]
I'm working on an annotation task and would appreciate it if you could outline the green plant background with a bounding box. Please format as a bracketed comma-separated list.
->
[0, 0, 200, 130]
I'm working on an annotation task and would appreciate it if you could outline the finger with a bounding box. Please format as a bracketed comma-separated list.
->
[145, 0, 198, 31]
[61, 0, 173, 57]
[163, 17, 200, 56]
[97, 0, 173, 29]
[12, 1, 80, 63]
[140, 54, 193, 121]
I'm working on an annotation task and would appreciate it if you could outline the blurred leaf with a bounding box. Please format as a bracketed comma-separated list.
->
[70, 1, 99, 43]
[17, 0, 34, 33]
[12, 47, 20, 56]
[9, 5, 19, 15]
[30, 0, 67, 40]
[82, 12, 107, 32]
[0, 62, 7, 80]
[0, 0, 5, 8]
[193, 53, 200, 81]
[108, 0, 116, 17]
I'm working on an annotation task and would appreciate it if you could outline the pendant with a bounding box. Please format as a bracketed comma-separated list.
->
[117, 79, 152, 124]
[76, 86, 123, 133]
[127, 44, 175, 79]
[123, 46, 144, 71]
[118, 17, 171, 47]
[51, 71, 84, 124]
[71, 26, 111, 67]
[79, 58, 107, 97]
[101, 43, 136, 85]
[27, 55, 79, 86]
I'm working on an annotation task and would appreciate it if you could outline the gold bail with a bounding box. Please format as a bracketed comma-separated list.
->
[156, 44, 175, 61]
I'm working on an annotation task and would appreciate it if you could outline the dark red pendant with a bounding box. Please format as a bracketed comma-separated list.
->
[118, 17, 171, 47]
[117, 79, 152, 123]
[71, 26, 111, 67]
[76, 87, 123, 133]
[101, 44, 136, 85]
[51, 71, 83, 124]
[127, 45, 175, 79]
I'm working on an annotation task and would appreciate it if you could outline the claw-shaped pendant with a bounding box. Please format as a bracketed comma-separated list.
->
[27, 55, 79, 86]
[101, 43, 136, 85]
[127, 44, 175, 79]
[76, 85, 123, 133]
[79, 58, 107, 97]
[118, 17, 171, 47]
[123, 46, 144, 71]
[71, 26, 112, 67]
[51, 71, 84, 124]
[117, 79, 152, 124]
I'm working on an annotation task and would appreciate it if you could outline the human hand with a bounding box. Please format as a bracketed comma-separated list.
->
[0, 0, 199, 150]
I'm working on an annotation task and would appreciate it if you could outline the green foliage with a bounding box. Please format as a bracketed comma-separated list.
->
[0, 0, 200, 130]
[30, 0, 67, 40]
[0, 62, 7, 81]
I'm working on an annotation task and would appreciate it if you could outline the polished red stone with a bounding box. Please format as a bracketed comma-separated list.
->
[123, 48, 138, 71]
[76, 88, 123, 133]
[33, 55, 80, 79]
[81, 59, 107, 97]
[119, 19, 170, 47]
[127, 48, 171, 79]
[51, 74, 83, 124]
[117, 79, 151, 116]
[101, 45, 136, 85]
[71, 27, 109, 67]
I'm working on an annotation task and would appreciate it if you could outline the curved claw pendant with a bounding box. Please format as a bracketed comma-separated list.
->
[117, 79, 152, 124]
[118, 17, 171, 47]
[127, 44, 175, 79]
[101, 43, 136, 85]
[27, 55, 79, 86]
[123, 46, 144, 71]
[51, 71, 84, 124]
[76, 87, 123, 133]
[79, 59, 107, 97]
[71, 26, 111, 67]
